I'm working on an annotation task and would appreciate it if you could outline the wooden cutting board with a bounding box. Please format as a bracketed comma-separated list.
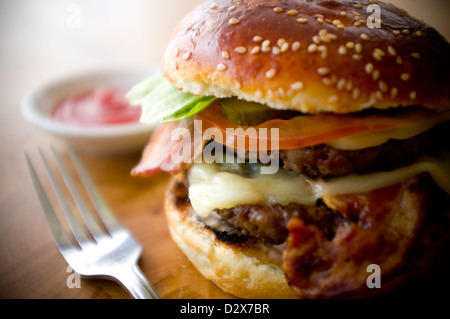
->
[0, 145, 234, 299]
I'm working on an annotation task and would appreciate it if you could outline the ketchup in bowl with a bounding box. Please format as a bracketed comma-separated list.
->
[51, 88, 141, 126]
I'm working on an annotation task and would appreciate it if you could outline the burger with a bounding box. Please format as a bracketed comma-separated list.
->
[127, 0, 450, 298]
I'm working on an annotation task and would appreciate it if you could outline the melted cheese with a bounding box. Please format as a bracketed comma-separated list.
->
[326, 112, 450, 150]
[187, 153, 450, 217]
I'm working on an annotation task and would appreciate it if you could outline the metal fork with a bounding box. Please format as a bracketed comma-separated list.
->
[24, 146, 159, 299]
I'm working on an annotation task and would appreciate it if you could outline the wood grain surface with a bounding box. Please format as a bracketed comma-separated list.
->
[0, 142, 235, 299]
[0, 0, 448, 299]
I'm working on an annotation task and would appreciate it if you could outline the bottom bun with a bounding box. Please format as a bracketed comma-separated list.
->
[165, 176, 297, 299]
[165, 175, 449, 299]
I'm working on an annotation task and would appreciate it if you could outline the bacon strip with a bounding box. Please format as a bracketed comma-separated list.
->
[131, 118, 202, 176]
[282, 176, 429, 298]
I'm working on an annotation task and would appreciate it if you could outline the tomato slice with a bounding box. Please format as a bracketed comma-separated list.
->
[195, 102, 441, 151]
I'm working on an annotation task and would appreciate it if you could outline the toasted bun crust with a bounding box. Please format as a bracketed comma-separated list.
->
[162, 0, 450, 114]
[165, 177, 297, 299]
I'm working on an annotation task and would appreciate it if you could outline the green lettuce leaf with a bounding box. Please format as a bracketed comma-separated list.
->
[126, 73, 217, 124]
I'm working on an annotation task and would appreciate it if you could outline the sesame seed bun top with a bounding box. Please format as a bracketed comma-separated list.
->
[162, 0, 450, 114]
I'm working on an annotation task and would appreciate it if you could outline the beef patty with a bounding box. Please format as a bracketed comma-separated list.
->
[280, 122, 450, 178]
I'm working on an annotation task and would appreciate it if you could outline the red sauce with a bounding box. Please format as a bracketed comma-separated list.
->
[51, 88, 141, 126]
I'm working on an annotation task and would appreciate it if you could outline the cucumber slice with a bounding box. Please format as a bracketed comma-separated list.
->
[219, 98, 298, 126]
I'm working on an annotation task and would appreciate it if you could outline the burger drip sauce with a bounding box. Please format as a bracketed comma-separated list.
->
[51, 88, 141, 126]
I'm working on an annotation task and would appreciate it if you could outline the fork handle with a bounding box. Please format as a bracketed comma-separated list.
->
[115, 265, 160, 299]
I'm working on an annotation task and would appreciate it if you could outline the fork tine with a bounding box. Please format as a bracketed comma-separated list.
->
[66, 146, 122, 234]
[24, 151, 76, 253]
[38, 148, 91, 246]
[51, 146, 106, 242]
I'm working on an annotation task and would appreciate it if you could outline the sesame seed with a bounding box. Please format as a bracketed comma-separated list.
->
[229, 6, 236, 11]
[346, 81, 353, 92]
[322, 77, 333, 86]
[265, 68, 277, 79]
[253, 35, 263, 42]
[415, 31, 423, 36]
[235, 46, 247, 54]
[234, 80, 242, 89]
[318, 45, 328, 59]
[319, 29, 327, 36]
[217, 63, 227, 71]
[210, 3, 217, 9]
[354, 21, 362, 27]
[354, 4, 363, 9]
[182, 52, 191, 60]
[221, 51, 230, 59]
[287, 9, 299, 16]
[372, 69, 380, 80]
[387, 46, 397, 56]
[352, 87, 361, 99]
[365, 63, 374, 74]
[297, 18, 308, 23]
[372, 53, 382, 62]
[355, 43, 363, 53]
[261, 46, 271, 53]
[390, 87, 398, 99]
[375, 91, 384, 101]
[346, 42, 355, 49]
[409, 91, 417, 100]
[402, 29, 410, 34]
[316, 17, 324, 24]
[272, 46, 281, 55]
[401, 73, 411, 81]
[277, 38, 286, 47]
[262, 40, 271, 47]
[352, 54, 363, 61]
[396, 56, 403, 65]
[411, 53, 421, 59]
[361, 33, 371, 41]
[281, 42, 290, 53]
[340, 11, 347, 16]
[307, 43, 318, 53]
[337, 78, 347, 91]
[378, 80, 388, 92]
[273, 7, 283, 13]
[338, 45, 347, 55]
[392, 30, 401, 36]
[290, 81, 304, 90]
[337, 24, 345, 30]
[317, 67, 331, 76]
[229, 18, 240, 25]
[251, 46, 260, 54]
[328, 95, 339, 103]
[292, 41, 301, 52]
[313, 35, 321, 44]
[332, 19, 342, 26]
[372, 48, 385, 61]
